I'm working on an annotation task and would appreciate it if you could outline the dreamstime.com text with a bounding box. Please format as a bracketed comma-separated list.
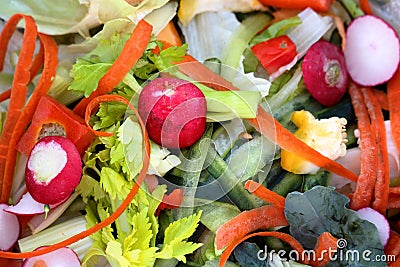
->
[257, 238, 396, 264]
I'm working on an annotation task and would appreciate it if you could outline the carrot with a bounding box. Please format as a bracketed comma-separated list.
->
[362, 87, 390, 214]
[219, 231, 307, 267]
[0, 95, 151, 259]
[157, 20, 182, 46]
[371, 89, 389, 111]
[244, 180, 286, 209]
[388, 193, 400, 209]
[309, 232, 338, 267]
[176, 55, 358, 182]
[73, 19, 153, 117]
[348, 82, 378, 210]
[389, 187, 400, 194]
[388, 67, 400, 152]
[0, 14, 38, 199]
[258, 0, 333, 12]
[0, 33, 58, 203]
[385, 230, 400, 266]
[359, 0, 373, 15]
[215, 204, 288, 250]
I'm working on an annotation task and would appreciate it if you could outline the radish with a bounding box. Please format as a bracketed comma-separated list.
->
[138, 77, 207, 148]
[5, 192, 61, 216]
[22, 246, 81, 267]
[25, 136, 82, 205]
[0, 203, 20, 251]
[344, 15, 400, 86]
[355, 207, 390, 246]
[302, 40, 349, 106]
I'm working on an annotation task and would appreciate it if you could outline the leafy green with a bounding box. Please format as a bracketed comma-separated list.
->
[285, 186, 385, 266]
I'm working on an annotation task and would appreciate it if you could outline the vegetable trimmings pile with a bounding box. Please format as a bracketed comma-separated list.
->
[0, 0, 400, 266]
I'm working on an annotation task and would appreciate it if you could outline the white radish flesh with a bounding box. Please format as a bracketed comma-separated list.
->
[0, 203, 20, 251]
[22, 246, 81, 267]
[344, 15, 400, 86]
[355, 207, 390, 246]
[4, 192, 62, 216]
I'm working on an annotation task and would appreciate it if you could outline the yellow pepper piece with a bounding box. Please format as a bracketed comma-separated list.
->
[281, 110, 347, 174]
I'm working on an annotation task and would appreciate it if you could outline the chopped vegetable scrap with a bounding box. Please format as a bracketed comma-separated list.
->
[281, 110, 347, 174]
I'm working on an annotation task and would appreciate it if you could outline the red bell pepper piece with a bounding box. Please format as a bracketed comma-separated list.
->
[251, 35, 297, 75]
[17, 95, 95, 156]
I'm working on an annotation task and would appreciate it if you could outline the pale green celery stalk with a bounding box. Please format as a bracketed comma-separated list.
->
[11, 155, 28, 204]
[203, 90, 262, 119]
[122, 73, 142, 92]
[18, 216, 93, 260]
[110, 197, 131, 238]
[267, 67, 303, 112]
[47, 74, 83, 106]
[172, 71, 262, 120]
[220, 13, 272, 80]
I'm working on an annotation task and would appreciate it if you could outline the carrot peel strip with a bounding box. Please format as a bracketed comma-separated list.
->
[215, 204, 288, 251]
[362, 87, 390, 214]
[73, 19, 153, 117]
[348, 83, 377, 210]
[309, 232, 338, 267]
[244, 180, 285, 209]
[0, 14, 38, 199]
[0, 94, 150, 259]
[1, 33, 58, 203]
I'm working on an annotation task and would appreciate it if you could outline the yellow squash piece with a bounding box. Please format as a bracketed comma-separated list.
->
[281, 110, 348, 174]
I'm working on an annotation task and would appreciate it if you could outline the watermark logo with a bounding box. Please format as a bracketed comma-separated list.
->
[257, 238, 396, 264]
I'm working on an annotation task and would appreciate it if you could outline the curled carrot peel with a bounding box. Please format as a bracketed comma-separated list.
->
[371, 89, 389, 111]
[73, 19, 153, 117]
[0, 33, 58, 203]
[215, 204, 288, 251]
[176, 55, 358, 182]
[385, 230, 400, 265]
[349, 82, 377, 210]
[388, 67, 400, 152]
[309, 232, 338, 267]
[219, 231, 307, 267]
[0, 14, 38, 199]
[362, 87, 390, 214]
[0, 94, 151, 259]
[244, 180, 286, 209]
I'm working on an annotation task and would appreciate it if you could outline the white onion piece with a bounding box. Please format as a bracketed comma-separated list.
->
[22, 246, 81, 267]
[0, 203, 20, 251]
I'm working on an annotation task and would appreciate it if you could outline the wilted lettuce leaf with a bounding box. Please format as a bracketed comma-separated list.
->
[285, 186, 385, 266]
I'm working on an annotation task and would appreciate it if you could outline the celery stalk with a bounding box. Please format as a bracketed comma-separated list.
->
[18, 216, 93, 260]
[220, 13, 272, 79]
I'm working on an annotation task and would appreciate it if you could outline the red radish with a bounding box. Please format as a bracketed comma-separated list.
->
[344, 15, 400, 86]
[302, 40, 349, 106]
[5, 192, 62, 216]
[25, 136, 82, 205]
[0, 203, 20, 251]
[355, 207, 390, 246]
[22, 246, 81, 267]
[138, 77, 207, 148]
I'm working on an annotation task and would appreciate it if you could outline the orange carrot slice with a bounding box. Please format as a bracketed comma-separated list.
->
[0, 95, 150, 259]
[215, 204, 288, 251]
[309, 232, 338, 267]
[73, 19, 153, 117]
[244, 180, 286, 209]
[157, 20, 182, 46]
[362, 87, 390, 214]
[349, 83, 377, 210]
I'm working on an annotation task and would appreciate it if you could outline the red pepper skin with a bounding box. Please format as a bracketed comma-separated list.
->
[17, 96, 95, 156]
[251, 35, 297, 75]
